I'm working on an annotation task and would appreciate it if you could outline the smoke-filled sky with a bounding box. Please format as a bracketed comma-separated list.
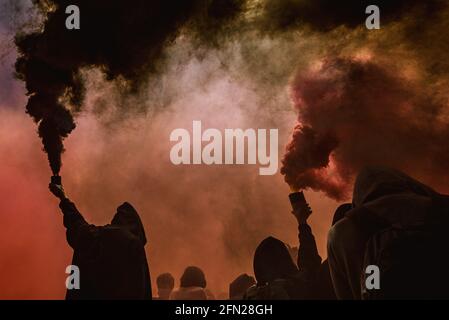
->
[1, 0, 449, 299]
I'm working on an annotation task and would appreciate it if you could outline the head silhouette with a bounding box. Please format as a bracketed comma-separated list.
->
[229, 273, 256, 299]
[111, 202, 147, 245]
[157, 273, 174, 299]
[180, 266, 207, 288]
[253, 236, 298, 284]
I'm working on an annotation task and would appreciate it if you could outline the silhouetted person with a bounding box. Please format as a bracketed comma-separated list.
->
[49, 182, 151, 300]
[156, 273, 174, 300]
[170, 266, 213, 300]
[327, 166, 449, 299]
[229, 274, 255, 300]
[245, 198, 321, 299]
[314, 203, 352, 300]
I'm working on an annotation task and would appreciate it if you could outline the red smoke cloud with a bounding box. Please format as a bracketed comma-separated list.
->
[281, 57, 449, 200]
[0, 110, 71, 299]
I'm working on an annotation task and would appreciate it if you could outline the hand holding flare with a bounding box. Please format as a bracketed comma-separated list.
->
[289, 191, 312, 224]
[49, 176, 67, 200]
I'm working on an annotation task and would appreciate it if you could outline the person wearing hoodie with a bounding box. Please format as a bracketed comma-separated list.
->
[49, 182, 152, 300]
[245, 197, 321, 300]
[313, 203, 353, 300]
[327, 166, 449, 299]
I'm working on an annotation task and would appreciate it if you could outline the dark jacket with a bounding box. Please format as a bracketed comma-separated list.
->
[246, 223, 321, 300]
[328, 166, 449, 299]
[60, 199, 152, 300]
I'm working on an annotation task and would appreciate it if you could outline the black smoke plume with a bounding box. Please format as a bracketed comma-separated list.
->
[14, 0, 243, 174]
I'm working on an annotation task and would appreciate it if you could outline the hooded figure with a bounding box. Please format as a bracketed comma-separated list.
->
[327, 166, 449, 299]
[314, 203, 353, 300]
[253, 237, 299, 285]
[244, 194, 322, 300]
[56, 194, 152, 300]
[246, 230, 321, 299]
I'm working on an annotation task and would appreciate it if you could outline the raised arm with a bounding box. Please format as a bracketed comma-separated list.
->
[49, 183, 99, 251]
[291, 201, 322, 274]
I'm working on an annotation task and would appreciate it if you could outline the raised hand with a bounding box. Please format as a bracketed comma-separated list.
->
[49, 183, 67, 200]
[291, 202, 312, 224]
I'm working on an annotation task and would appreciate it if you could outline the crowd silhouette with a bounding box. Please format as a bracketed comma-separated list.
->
[49, 166, 449, 300]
